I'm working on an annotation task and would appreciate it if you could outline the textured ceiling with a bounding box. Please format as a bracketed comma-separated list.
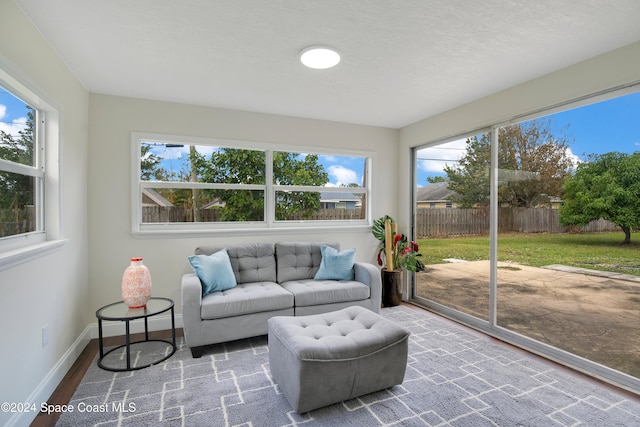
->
[14, 0, 640, 128]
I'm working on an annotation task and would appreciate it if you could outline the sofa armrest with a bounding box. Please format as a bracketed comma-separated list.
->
[181, 273, 203, 347]
[354, 262, 382, 310]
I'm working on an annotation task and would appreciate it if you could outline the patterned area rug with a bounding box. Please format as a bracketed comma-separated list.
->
[57, 306, 640, 426]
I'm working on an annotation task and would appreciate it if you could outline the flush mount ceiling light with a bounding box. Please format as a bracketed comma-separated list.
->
[300, 46, 341, 69]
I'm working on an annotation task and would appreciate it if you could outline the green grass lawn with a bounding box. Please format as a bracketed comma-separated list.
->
[417, 232, 640, 276]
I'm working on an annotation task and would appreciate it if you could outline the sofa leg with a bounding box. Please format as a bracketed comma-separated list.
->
[190, 346, 204, 358]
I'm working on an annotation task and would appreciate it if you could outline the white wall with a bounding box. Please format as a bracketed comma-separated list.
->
[88, 94, 399, 315]
[0, 2, 90, 426]
[397, 41, 640, 231]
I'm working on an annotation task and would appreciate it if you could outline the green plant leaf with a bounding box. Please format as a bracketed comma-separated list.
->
[372, 215, 394, 241]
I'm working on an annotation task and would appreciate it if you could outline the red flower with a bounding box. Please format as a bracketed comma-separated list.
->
[401, 247, 411, 256]
[377, 251, 383, 266]
[394, 234, 403, 246]
[411, 241, 418, 252]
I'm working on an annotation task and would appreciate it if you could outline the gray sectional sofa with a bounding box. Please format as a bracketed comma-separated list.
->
[181, 242, 382, 357]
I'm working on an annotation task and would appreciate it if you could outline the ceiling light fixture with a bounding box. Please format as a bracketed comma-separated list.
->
[300, 46, 341, 69]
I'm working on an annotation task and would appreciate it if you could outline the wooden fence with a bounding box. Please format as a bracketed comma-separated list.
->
[142, 207, 364, 223]
[0, 206, 36, 238]
[142, 205, 618, 238]
[415, 207, 619, 238]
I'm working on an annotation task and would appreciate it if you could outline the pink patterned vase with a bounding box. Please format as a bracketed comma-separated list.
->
[121, 257, 152, 308]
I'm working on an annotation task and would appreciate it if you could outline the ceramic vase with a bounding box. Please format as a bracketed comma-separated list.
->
[121, 257, 152, 308]
[382, 269, 403, 307]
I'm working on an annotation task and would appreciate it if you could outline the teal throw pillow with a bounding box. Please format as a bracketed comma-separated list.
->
[314, 245, 356, 281]
[188, 249, 237, 296]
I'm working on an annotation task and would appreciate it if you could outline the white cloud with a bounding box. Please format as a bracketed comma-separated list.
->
[565, 147, 582, 170]
[320, 154, 338, 163]
[327, 165, 358, 186]
[417, 138, 467, 174]
[0, 104, 28, 137]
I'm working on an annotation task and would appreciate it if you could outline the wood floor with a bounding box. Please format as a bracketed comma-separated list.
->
[29, 329, 183, 427]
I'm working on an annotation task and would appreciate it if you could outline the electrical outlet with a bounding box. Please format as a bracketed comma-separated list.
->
[42, 324, 49, 347]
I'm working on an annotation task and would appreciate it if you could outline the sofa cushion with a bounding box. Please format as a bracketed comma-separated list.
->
[275, 242, 339, 283]
[188, 249, 237, 296]
[280, 279, 370, 307]
[200, 282, 294, 320]
[314, 245, 355, 281]
[195, 243, 276, 284]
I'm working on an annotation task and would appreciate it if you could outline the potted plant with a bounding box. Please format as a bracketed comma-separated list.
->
[372, 215, 424, 306]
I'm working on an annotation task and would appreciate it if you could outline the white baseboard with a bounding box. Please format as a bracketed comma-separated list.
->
[8, 314, 183, 427]
[8, 325, 92, 427]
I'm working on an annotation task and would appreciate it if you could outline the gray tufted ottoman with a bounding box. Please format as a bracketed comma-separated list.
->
[268, 306, 410, 413]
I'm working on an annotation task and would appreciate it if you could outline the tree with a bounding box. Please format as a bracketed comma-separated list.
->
[194, 149, 329, 221]
[426, 176, 447, 184]
[444, 119, 575, 208]
[272, 152, 329, 220]
[443, 135, 491, 208]
[140, 144, 163, 181]
[0, 108, 34, 236]
[559, 151, 640, 244]
[0, 108, 34, 209]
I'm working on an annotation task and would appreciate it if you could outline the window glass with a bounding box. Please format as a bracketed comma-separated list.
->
[141, 141, 265, 184]
[134, 135, 371, 231]
[141, 188, 264, 223]
[0, 86, 41, 239]
[412, 88, 640, 388]
[496, 92, 640, 379]
[414, 133, 491, 320]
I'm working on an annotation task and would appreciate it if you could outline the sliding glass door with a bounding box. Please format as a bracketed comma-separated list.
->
[411, 88, 640, 391]
[414, 133, 491, 321]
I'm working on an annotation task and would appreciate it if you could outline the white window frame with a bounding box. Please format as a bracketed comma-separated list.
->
[131, 132, 373, 237]
[0, 61, 64, 270]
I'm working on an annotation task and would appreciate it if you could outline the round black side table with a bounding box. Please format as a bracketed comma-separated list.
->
[96, 297, 176, 371]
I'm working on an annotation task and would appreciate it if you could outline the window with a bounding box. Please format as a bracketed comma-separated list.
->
[0, 87, 41, 240]
[132, 133, 372, 234]
[0, 65, 62, 268]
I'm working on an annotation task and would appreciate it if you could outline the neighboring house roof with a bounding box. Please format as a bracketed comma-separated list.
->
[201, 199, 225, 209]
[416, 182, 457, 203]
[320, 191, 362, 203]
[142, 188, 173, 207]
[416, 183, 564, 206]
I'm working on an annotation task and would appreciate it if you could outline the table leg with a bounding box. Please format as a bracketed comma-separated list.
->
[171, 306, 176, 348]
[98, 319, 104, 358]
[125, 320, 131, 370]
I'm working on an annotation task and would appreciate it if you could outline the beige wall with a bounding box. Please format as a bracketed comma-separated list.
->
[88, 94, 399, 314]
[0, 2, 89, 425]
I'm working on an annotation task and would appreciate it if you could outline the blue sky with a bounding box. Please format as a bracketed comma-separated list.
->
[143, 142, 367, 187]
[0, 87, 30, 138]
[549, 91, 640, 158]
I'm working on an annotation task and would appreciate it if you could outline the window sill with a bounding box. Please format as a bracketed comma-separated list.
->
[0, 239, 67, 271]
[132, 224, 372, 239]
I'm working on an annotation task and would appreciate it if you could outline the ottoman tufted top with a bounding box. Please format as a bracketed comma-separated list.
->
[268, 306, 409, 361]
